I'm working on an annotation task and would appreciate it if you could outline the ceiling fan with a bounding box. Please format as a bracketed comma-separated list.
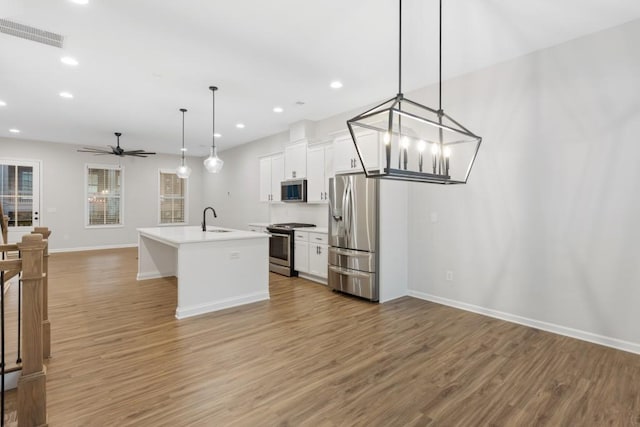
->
[77, 132, 156, 157]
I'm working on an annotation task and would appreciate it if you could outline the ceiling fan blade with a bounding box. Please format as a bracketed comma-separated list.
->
[124, 151, 156, 156]
[77, 148, 112, 154]
[126, 153, 149, 157]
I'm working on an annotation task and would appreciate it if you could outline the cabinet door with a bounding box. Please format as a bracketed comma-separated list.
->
[259, 157, 272, 202]
[309, 244, 328, 279]
[333, 134, 380, 174]
[306, 147, 325, 203]
[294, 241, 309, 273]
[284, 142, 307, 179]
[323, 146, 334, 195]
[333, 136, 357, 173]
[270, 155, 284, 202]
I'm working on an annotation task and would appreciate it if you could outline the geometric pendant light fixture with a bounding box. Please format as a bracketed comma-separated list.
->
[347, 0, 482, 184]
[176, 108, 191, 179]
[203, 86, 224, 173]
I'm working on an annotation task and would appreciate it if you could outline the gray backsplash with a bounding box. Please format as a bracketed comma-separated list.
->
[269, 203, 328, 227]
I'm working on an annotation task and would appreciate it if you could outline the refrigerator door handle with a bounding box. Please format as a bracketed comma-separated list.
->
[343, 178, 352, 239]
[329, 265, 370, 278]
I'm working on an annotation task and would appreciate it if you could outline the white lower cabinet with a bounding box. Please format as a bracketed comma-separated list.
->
[294, 231, 328, 282]
[294, 240, 309, 272]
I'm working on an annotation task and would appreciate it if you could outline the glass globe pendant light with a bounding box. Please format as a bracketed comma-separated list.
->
[203, 86, 224, 173]
[176, 108, 192, 179]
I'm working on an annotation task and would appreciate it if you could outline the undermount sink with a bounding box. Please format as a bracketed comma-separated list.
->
[207, 229, 231, 233]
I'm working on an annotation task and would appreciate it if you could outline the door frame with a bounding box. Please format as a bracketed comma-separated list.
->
[0, 157, 42, 243]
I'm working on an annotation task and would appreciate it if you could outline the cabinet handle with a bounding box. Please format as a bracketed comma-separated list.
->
[318, 246, 322, 254]
[324, 192, 327, 199]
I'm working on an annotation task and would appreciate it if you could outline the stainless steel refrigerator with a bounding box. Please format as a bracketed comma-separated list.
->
[328, 173, 379, 301]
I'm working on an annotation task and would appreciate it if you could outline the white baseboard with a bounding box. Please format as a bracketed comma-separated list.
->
[175, 291, 270, 319]
[50, 243, 137, 254]
[408, 290, 640, 355]
[3, 370, 20, 391]
[136, 272, 174, 281]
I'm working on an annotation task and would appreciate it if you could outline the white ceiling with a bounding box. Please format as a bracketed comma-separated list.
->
[2, 0, 640, 157]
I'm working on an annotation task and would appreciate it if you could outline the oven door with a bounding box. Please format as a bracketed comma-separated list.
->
[268, 231, 291, 267]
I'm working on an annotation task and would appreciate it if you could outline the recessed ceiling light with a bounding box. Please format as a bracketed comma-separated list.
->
[59, 91, 74, 99]
[69, 0, 89, 4]
[236, 123, 245, 129]
[180, 148, 187, 152]
[214, 133, 222, 138]
[60, 56, 79, 66]
[0, 100, 6, 107]
[273, 107, 284, 113]
[9, 129, 20, 134]
[330, 81, 343, 89]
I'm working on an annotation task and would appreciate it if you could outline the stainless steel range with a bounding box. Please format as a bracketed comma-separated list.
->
[266, 222, 315, 276]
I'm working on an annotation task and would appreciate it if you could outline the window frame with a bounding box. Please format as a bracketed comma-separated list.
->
[157, 168, 188, 226]
[84, 163, 124, 229]
[0, 157, 42, 234]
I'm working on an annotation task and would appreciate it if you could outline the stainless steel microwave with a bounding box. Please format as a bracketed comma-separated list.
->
[281, 179, 307, 202]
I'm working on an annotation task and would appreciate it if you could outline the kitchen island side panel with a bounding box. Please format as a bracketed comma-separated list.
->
[137, 234, 178, 280]
[175, 238, 269, 319]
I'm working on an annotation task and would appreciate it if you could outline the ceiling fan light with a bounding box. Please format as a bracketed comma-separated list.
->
[204, 146, 224, 173]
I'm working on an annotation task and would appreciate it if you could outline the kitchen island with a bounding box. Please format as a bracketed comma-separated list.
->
[137, 226, 270, 319]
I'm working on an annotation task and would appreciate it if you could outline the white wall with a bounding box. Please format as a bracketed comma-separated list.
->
[406, 19, 640, 351]
[0, 137, 203, 251]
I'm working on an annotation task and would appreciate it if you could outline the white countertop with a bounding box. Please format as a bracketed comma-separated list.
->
[293, 226, 328, 234]
[138, 226, 269, 245]
[248, 222, 271, 228]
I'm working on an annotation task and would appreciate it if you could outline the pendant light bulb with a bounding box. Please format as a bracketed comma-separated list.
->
[204, 86, 224, 173]
[176, 108, 191, 179]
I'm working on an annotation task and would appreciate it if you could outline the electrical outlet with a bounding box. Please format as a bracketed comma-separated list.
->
[446, 270, 453, 281]
[430, 212, 438, 223]
[230, 251, 240, 260]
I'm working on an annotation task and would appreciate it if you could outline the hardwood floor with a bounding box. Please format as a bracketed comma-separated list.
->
[9, 248, 640, 425]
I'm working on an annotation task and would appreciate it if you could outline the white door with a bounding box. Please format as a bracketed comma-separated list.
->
[0, 159, 41, 243]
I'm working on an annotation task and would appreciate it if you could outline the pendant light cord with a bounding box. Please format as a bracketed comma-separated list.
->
[439, 0, 442, 112]
[398, 0, 402, 95]
[210, 86, 217, 151]
[181, 109, 186, 163]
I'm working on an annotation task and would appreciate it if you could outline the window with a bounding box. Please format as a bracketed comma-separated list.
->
[86, 164, 123, 227]
[0, 159, 40, 231]
[159, 170, 186, 224]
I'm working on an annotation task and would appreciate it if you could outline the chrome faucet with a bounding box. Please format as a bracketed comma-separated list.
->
[202, 207, 217, 231]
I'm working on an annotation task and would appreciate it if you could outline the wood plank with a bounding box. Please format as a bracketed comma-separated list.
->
[4, 247, 639, 426]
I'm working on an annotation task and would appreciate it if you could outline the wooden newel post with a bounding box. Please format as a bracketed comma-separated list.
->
[16, 234, 48, 427]
[32, 227, 52, 359]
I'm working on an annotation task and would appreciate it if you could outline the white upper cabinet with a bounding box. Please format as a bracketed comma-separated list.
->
[259, 154, 284, 202]
[307, 145, 333, 203]
[271, 154, 284, 202]
[333, 133, 380, 174]
[284, 142, 307, 179]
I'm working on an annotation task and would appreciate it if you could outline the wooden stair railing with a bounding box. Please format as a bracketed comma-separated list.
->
[1, 234, 48, 427]
[31, 229, 51, 360]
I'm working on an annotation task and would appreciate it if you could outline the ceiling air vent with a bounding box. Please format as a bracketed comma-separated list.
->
[0, 19, 64, 48]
